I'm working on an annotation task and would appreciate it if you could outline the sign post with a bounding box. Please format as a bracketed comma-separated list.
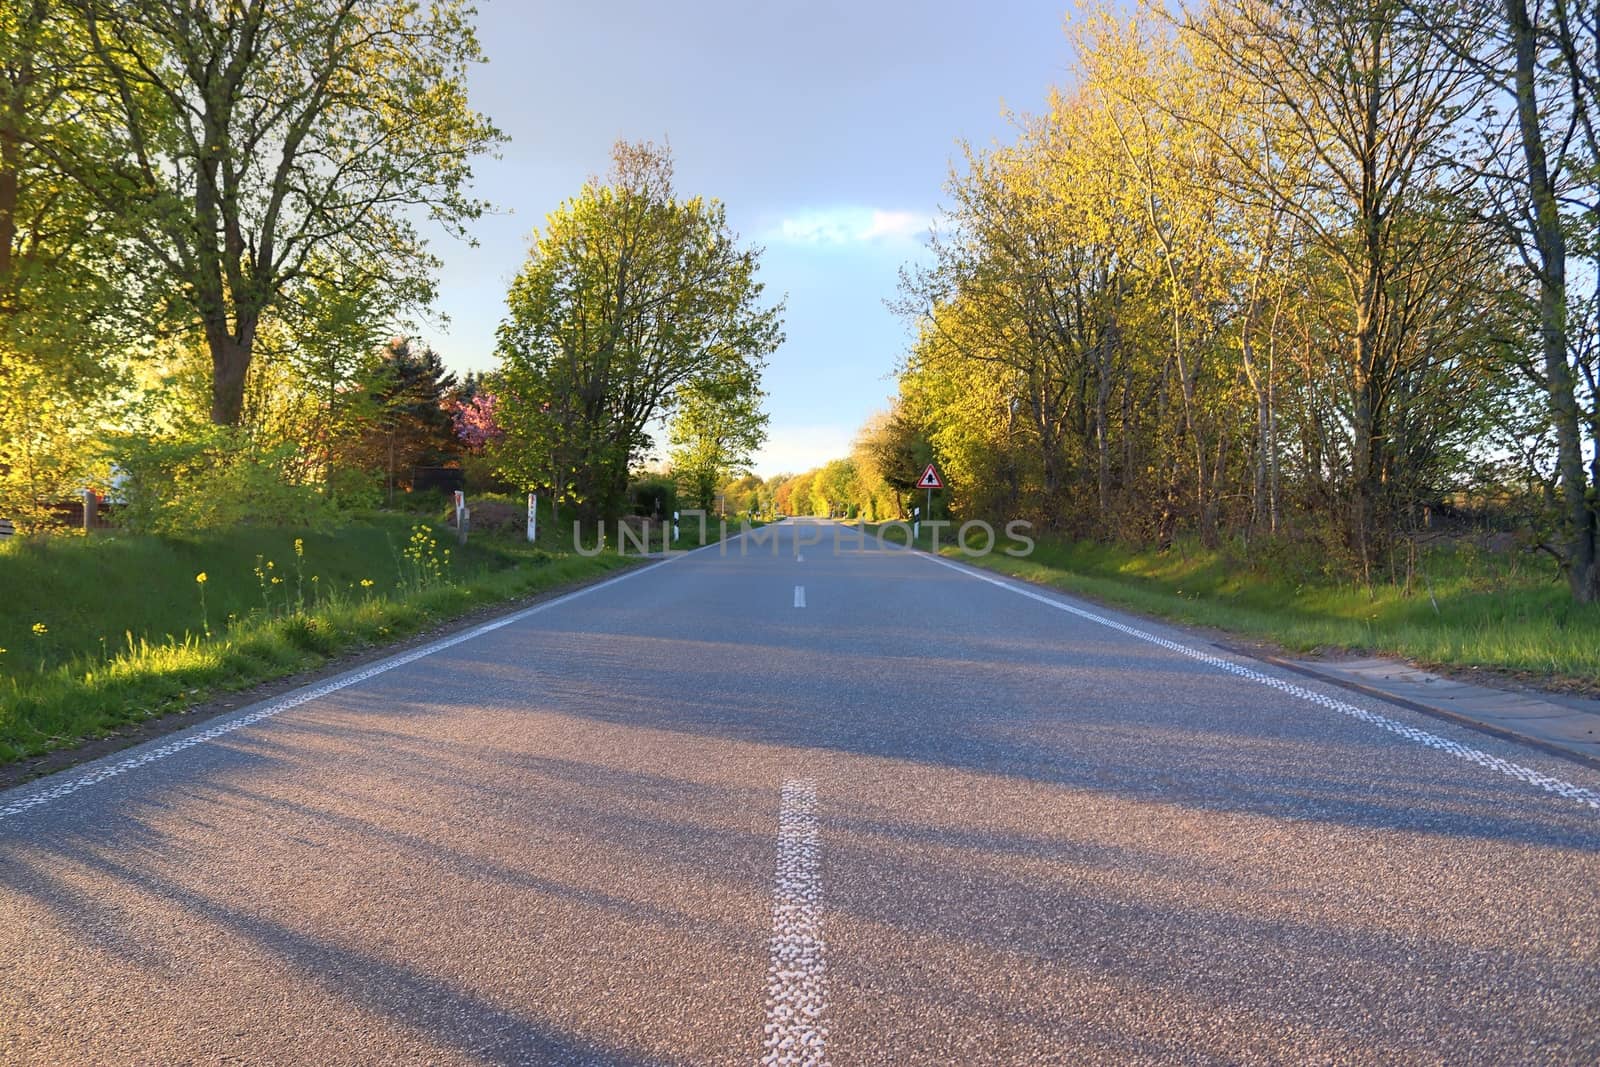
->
[916, 463, 944, 538]
[526, 493, 538, 543]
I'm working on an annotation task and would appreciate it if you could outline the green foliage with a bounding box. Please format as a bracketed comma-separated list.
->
[670, 375, 768, 511]
[0, 360, 117, 531]
[771, 415, 922, 522]
[325, 465, 385, 511]
[65, 0, 503, 424]
[0, 2, 131, 528]
[110, 425, 331, 535]
[345, 337, 464, 498]
[721, 473, 768, 517]
[874, 0, 1570, 583]
[282, 268, 394, 500]
[0, 517, 630, 764]
[630, 476, 678, 518]
[810, 459, 860, 518]
[495, 140, 782, 520]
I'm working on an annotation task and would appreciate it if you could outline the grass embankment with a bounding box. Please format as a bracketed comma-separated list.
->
[0, 506, 741, 765]
[867, 522, 1600, 686]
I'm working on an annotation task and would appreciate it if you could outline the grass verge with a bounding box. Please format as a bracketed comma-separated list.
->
[0, 511, 667, 765]
[864, 521, 1600, 688]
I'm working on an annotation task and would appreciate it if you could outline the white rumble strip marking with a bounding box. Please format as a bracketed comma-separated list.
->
[0, 560, 680, 824]
[763, 778, 828, 1067]
[925, 554, 1600, 812]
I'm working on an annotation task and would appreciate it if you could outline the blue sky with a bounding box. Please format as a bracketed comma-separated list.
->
[420, 0, 1075, 477]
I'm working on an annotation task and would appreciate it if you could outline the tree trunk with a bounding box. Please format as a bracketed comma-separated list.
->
[0, 126, 19, 292]
[1094, 338, 1113, 527]
[1505, 0, 1596, 601]
[0, 2, 36, 298]
[1267, 298, 1282, 534]
[1351, 333, 1378, 580]
[1254, 386, 1270, 530]
[208, 330, 253, 425]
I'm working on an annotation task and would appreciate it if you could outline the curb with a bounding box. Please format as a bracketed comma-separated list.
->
[917, 546, 1600, 776]
[1223, 645, 1600, 774]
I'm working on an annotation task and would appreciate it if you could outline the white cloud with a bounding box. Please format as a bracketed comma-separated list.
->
[857, 209, 926, 241]
[778, 214, 857, 245]
[769, 207, 931, 247]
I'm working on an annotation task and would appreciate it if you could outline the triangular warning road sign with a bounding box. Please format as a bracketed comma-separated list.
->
[917, 463, 944, 490]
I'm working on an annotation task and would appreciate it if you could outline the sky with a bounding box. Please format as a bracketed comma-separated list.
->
[418, 0, 1076, 477]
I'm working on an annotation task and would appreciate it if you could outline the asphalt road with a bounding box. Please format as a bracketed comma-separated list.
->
[3, 518, 1599, 1065]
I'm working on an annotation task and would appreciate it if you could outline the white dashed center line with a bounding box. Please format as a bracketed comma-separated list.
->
[763, 778, 828, 1067]
[794, 585, 806, 608]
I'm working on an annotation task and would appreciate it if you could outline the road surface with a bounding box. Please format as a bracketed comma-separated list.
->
[3, 519, 1598, 1064]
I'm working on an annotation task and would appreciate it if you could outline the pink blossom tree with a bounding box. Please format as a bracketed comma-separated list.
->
[449, 392, 504, 451]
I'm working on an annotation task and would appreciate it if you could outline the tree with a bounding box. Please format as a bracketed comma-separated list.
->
[363, 337, 459, 498]
[786, 471, 819, 517]
[68, 0, 502, 425]
[854, 407, 930, 520]
[1410, 0, 1600, 600]
[0, 0, 128, 526]
[770, 472, 798, 515]
[721, 472, 765, 515]
[812, 458, 861, 518]
[1187, 0, 1480, 569]
[669, 376, 768, 512]
[284, 268, 391, 502]
[496, 141, 783, 521]
[882, 0, 1528, 570]
[449, 391, 505, 453]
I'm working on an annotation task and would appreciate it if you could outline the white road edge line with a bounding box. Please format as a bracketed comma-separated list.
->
[921, 553, 1600, 812]
[0, 539, 734, 824]
[794, 585, 806, 609]
[763, 778, 828, 1067]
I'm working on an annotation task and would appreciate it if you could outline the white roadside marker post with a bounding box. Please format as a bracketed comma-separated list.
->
[526, 492, 538, 543]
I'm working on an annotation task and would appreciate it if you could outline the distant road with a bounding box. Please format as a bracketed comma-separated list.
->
[4, 518, 1598, 1064]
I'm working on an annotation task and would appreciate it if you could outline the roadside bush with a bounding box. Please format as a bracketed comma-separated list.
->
[631, 476, 677, 518]
[460, 451, 515, 494]
[387, 486, 453, 514]
[111, 425, 331, 534]
[326, 464, 384, 511]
